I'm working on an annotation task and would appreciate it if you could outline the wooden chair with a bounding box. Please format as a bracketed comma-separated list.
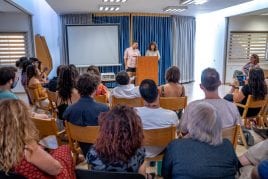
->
[111, 96, 143, 108]
[76, 169, 145, 179]
[31, 117, 65, 145]
[46, 90, 58, 118]
[235, 95, 268, 127]
[143, 125, 176, 161]
[159, 96, 187, 111]
[222, 125, 239, 149]
[234, 95, 268, 148]
[65, 121, 100, 163]
[27, 86, 49, 111]
[94, 95, 107, 105]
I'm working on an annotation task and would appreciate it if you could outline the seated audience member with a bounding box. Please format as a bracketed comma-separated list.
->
[243, 54, 260, 77]
[239, 139, 268, 179]
[224, 67, 267, 117]
[159, 66, 185, 97]
[57, 65, 80, 120]
[29, 57, 47, 84]
[63, 73, 109, 155]
[136, 79, 178, 157]
[44, 65, 65, 92]
[111, 71, 140, 98]
[0, 99, 75, 178]
[0, 66, 19, 100]
[87, 65, 109, 100]
[87, 105, 145, 175]
[26, 64, 47, 99]
[191, 67, 241, 128]
[162, 101, 239, 179]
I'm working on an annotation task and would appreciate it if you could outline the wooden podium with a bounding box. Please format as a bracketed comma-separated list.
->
[135, 56, 158, 86]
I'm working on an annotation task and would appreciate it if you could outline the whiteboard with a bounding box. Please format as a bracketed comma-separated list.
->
[66, 25, 119, 66]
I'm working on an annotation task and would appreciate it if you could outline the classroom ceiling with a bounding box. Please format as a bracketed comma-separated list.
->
[45, 0, 253, 16]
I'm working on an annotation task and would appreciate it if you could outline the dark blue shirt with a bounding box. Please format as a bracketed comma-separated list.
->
[63, 96, 109, 155]
[63, 96, 109, 126]
[162, 138, 239, 179]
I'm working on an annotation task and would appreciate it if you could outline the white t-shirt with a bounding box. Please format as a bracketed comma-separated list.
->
[145, 50, 160, 60]
[189, 99, 241, 128]
[124, 47, 141, 68]
[111, 84, 140, 99]
[136, 106, 178, 157]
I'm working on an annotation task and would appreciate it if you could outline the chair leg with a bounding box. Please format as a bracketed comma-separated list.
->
[239, 126, 248, 149]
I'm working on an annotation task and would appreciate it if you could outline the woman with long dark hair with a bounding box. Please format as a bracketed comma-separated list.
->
[227, 67, 267, 117]
[57, 65, 80, 120]
[86, 105, 145, 175]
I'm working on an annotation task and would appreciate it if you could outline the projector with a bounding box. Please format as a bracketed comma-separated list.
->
[101, 72, 115, 82]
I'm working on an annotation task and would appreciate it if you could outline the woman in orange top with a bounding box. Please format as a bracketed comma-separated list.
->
[87, 65, 109, 101]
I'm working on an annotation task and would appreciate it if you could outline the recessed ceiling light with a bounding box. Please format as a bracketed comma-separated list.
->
[163, 6, 188, 13]
[181, 0, 207, 5]
[99, 5, 120, 11]
[102, 0, 127, 2]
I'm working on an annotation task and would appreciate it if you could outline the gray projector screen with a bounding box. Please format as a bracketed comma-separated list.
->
[66, 25, 119, 66]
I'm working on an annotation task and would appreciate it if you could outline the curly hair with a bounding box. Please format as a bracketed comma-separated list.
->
[57, 65, 78, 102]
[76, 73, 100, 96]
[0, 99, 38, 173]
[95, 105, 143, 163]
[248, 68, 267, 100]
[26, 64, 39, 85]
[148, 41, 158, 51]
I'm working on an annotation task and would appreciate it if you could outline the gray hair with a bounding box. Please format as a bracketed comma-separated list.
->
[179, 101, 223, 146]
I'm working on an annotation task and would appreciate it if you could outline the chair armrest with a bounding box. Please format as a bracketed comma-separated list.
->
[57, 129, 65, 136]
[234, 102, 245, 108]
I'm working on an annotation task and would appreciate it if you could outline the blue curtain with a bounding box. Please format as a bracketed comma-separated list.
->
[132, 16, 173, 85]
[92, 15, 130, 87]
[172, 16, 195, 83]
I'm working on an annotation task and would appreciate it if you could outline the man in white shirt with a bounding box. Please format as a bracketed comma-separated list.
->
[136, 79, 178, 158]
[189, 67, 241, 128]
[111, 71, 140, 99]
[124, 41, 141, 77]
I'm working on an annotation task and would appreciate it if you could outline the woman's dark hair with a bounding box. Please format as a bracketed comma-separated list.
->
[87, 65, 101, 77]
[165, 66, 180, 83]
[95, 105, 143, 163]
[116, 71, 129, 85]
[29, 57, 41, 71]
[248, 68, 267, 100]
[57, 65, 78, 101]
[148, 41, 158, 51]
[56, 65, 66, 77]
[16, 57, 28, 68]
[26, 64, 38, 85]
[76, 73, 100, 97]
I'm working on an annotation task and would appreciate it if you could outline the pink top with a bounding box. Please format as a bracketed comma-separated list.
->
[124, 47, 141, 68]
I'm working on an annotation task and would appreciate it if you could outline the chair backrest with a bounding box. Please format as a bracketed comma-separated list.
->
[111, 96, 143, 108]
[143, 125, 176, 147]
[76, 169, 145, 179]
[94, 95, 107, 104]
[46, 90, 58, 117]
[65, 121, 100, 145]
[31, 117, 62, 145]
[240, 95, 268, 119]
[159, 96, 187, 111]
[222, 125, 239, 149]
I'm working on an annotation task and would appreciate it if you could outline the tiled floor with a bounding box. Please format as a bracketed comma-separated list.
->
[15, 82, 264, 157]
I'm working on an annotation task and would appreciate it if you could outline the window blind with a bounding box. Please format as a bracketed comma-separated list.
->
[228, 32, 268, 63]
[0, 33, 28, 66]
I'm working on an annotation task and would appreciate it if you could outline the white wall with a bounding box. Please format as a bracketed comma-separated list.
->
[225, 15, 268, 83]
[11, 0, 61, 78]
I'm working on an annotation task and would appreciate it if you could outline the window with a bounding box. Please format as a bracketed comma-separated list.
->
[228, 32, 268, 63]
[0, 33, 28, 66]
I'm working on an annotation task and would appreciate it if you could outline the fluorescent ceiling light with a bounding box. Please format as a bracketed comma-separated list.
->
[163, 6, 188, 13]
[181, 0, 207, 5]
[99, 5, 120, 11]
[102, 0, 127, 2]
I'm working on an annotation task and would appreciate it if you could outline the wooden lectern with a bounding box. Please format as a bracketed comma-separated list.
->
[135, 56, 158, 86]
